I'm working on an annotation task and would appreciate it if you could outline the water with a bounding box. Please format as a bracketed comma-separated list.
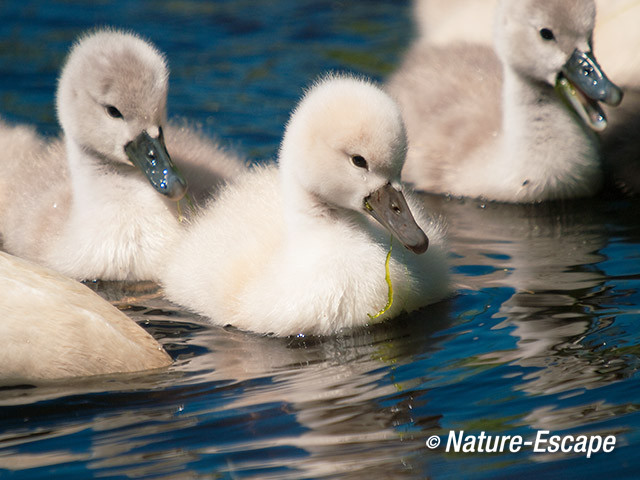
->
[1, 1, 639, 478]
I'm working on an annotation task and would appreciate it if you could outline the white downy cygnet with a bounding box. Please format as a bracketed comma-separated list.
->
[387, 0, 622, 202]
[0, 251, 171, 384]
[161, 75, 451, 337]
[0, 29, 243, 281]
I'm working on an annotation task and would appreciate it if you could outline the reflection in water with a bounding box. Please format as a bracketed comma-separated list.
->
[2, 195, 638, 478]
[421, 196, 604, 386]
[421, 195, 608, 292]
[0, 204, 638, 478]
[420, 196, 640, 454]
[0, 297, 454, 478]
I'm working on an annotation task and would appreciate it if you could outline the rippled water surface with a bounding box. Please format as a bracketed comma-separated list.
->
[1, 1, 639, 479]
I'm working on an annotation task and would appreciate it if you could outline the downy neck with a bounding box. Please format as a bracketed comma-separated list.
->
[65, 137, 168, 214]
[279, 160, 364, 243]
[498, 65, 600, 199]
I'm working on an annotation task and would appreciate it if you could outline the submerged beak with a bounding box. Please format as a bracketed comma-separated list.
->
[124, 128, 187, 200]
[364, 183, 429, 254]
[557, 49, 623, 132]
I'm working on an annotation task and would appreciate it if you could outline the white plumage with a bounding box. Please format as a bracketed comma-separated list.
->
[161, 75, 451, 336]
[0, 29, 243, 281]
[0, 251, 171, 384]
[387, 0, 622, 202]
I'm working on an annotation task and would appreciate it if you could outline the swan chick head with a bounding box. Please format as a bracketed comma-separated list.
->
[494, 0, 622, 131]
[279, 74, 428, 254]
[56, 28, 186, 199]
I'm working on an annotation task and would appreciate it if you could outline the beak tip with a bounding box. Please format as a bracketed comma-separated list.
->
[607, 86, 624, 107]
[167, 179, 188, 201]
[407, 235, 429, 255]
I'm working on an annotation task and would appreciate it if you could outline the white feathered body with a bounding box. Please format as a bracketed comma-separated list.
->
[0, 251, 171, 383]
[0, 123, 181, 281]
[162, 165, 450, 336]
[387, 42, 601, 202]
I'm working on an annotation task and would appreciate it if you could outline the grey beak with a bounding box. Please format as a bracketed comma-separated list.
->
[364, 183, 429, 254]
[562, 49, 623, 107]
[124, 128, 187, 201]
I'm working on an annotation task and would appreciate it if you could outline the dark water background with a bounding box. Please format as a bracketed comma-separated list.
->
[1, 1, 639, 479]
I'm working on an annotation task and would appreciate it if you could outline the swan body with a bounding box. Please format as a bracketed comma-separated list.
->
[0, 29, 243, 281]
[0, 251, 171, 383]
[388, 0, 622, 202]
[161, 75, 451, 337]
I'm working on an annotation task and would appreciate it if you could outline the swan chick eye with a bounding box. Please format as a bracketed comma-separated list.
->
[105, 105, 123, 119]
[539, 28, 555, 41]
[350, 154, 368, 169]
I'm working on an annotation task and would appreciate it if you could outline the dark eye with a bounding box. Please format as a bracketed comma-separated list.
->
[105, 105, 123, 119]
[350, 154, 368, 169]
[539, 28, 555, 41]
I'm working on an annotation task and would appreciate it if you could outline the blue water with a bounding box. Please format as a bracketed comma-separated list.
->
[1, 1, 639, 479]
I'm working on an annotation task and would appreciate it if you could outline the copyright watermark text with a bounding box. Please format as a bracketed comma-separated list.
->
[426, 430, 616, 458]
